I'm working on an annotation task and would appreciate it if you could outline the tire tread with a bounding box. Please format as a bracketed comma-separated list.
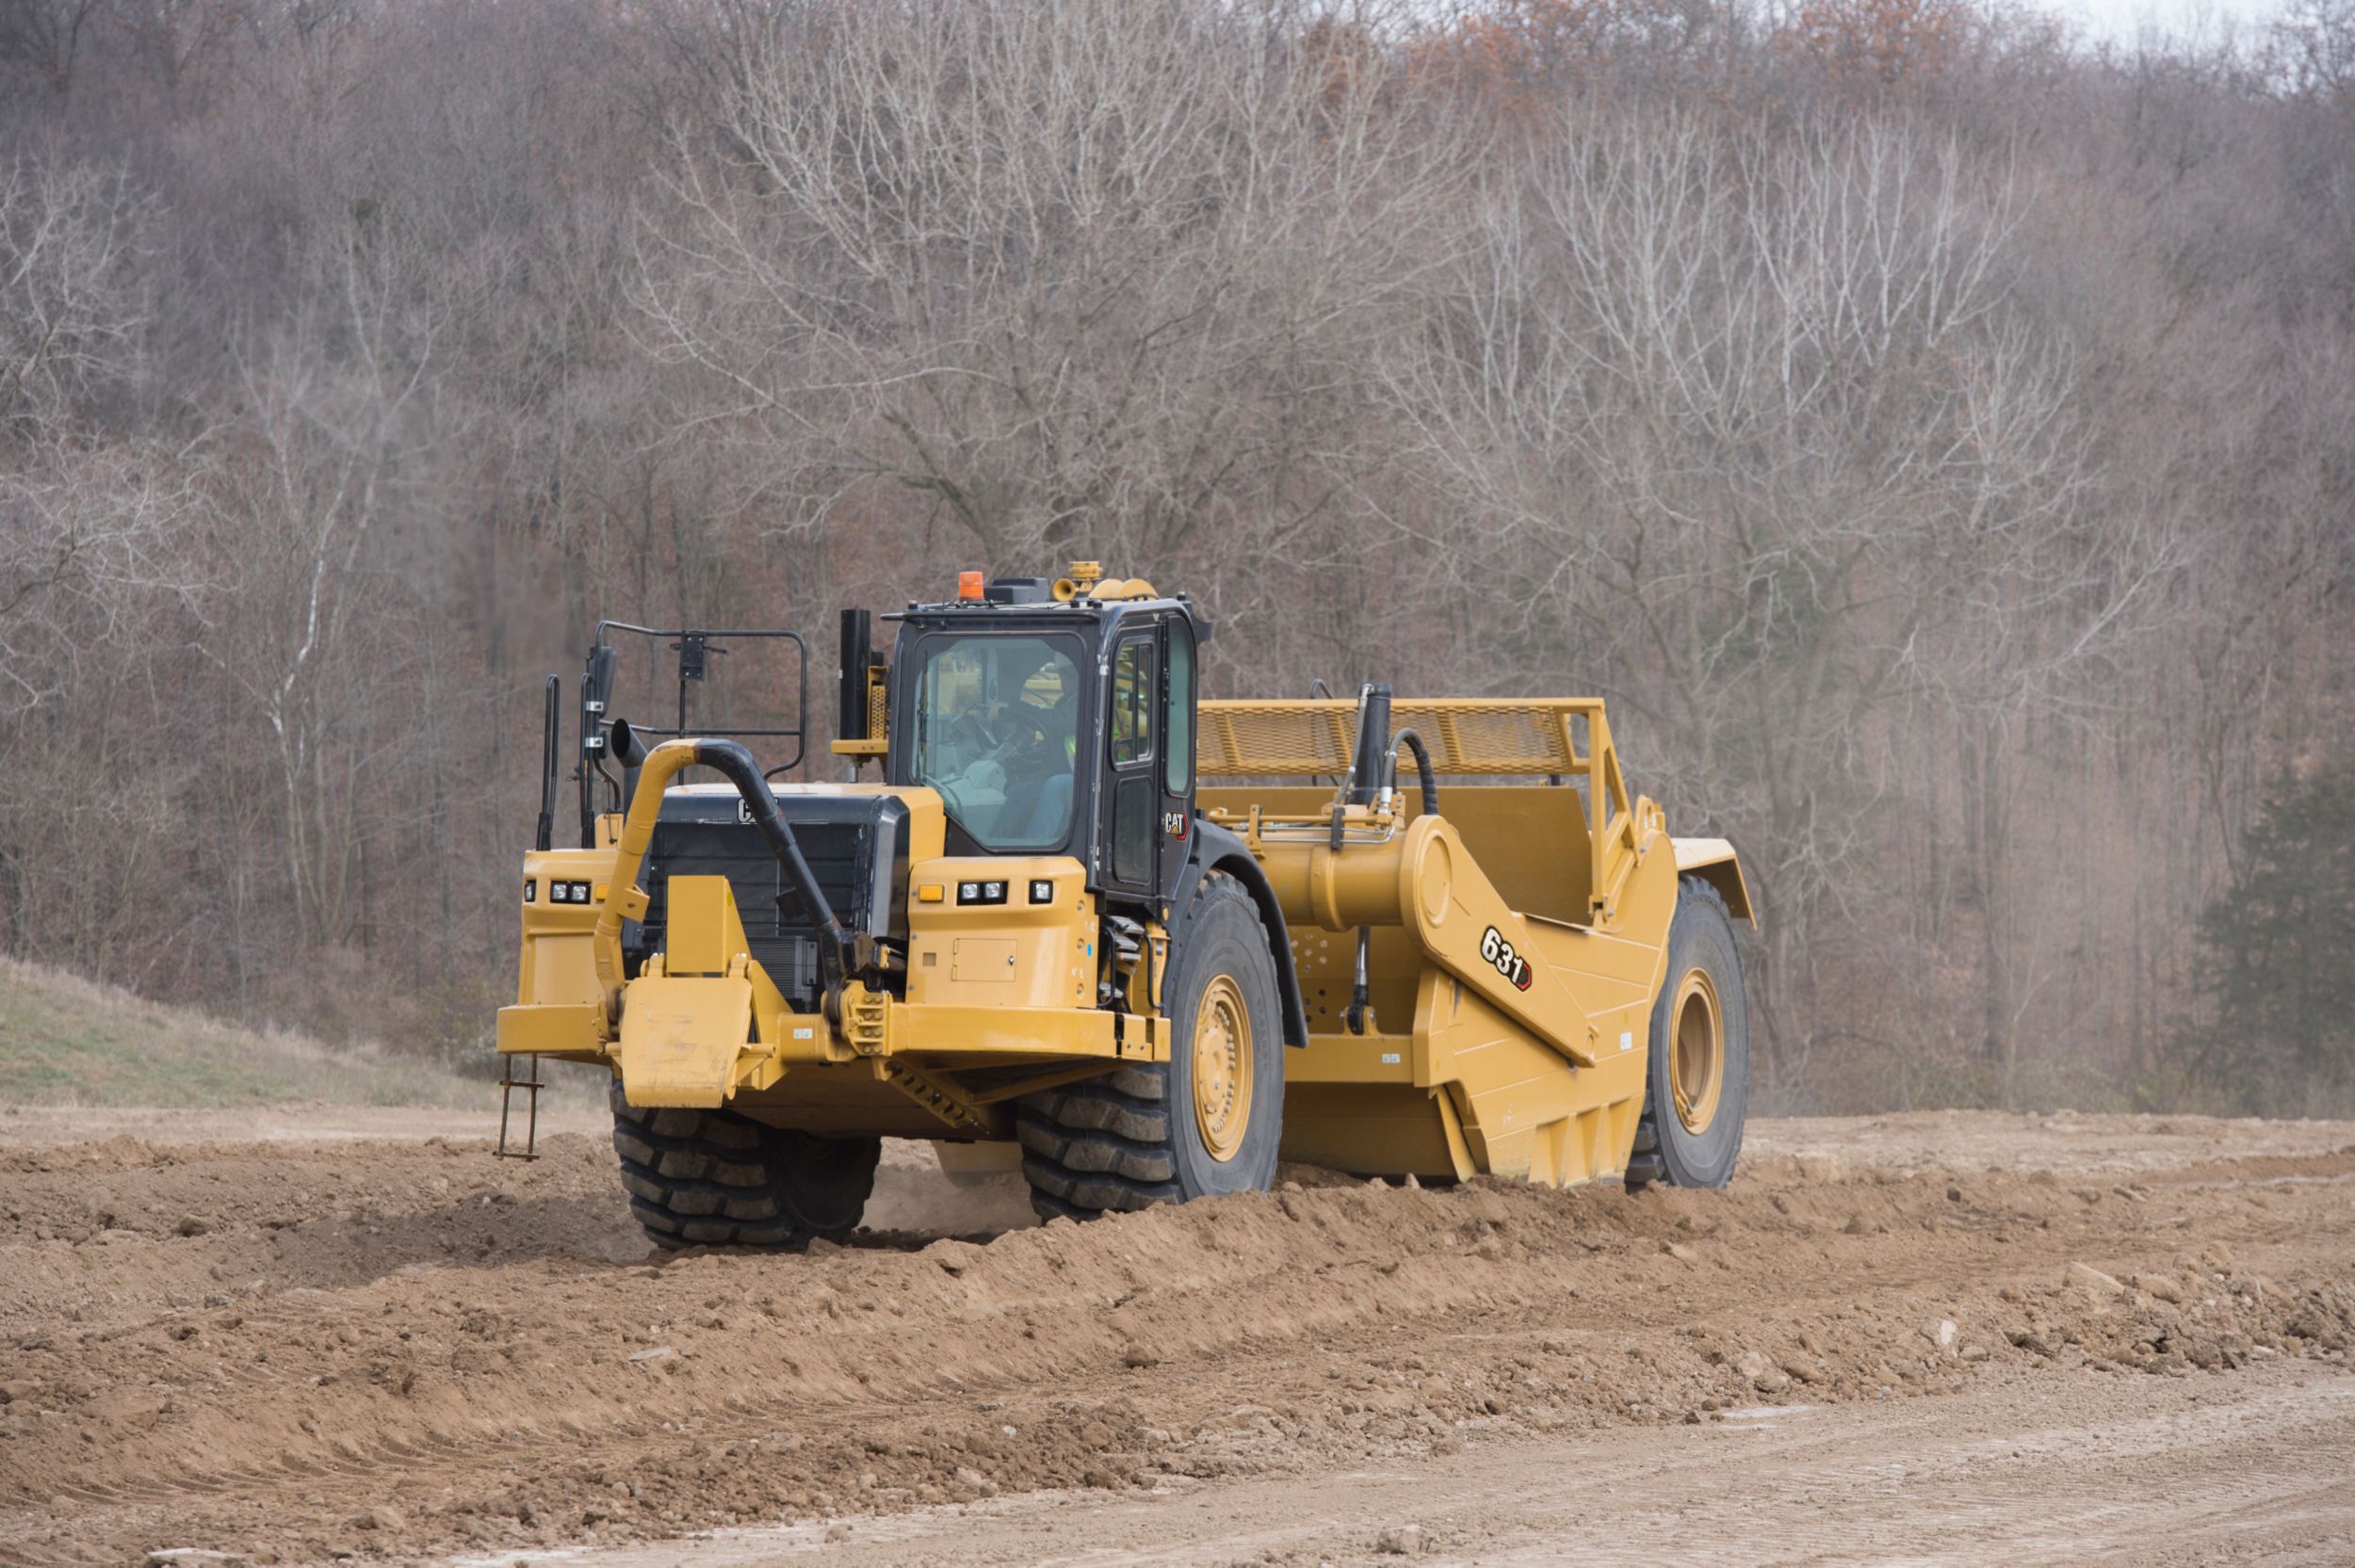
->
[1015, 871, 1275, 1220]
[609, 1083, 876, 1250]
[1625, 876, 1746, 1193]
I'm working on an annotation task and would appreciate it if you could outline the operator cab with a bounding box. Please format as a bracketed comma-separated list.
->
[853, 564, 1205, 915]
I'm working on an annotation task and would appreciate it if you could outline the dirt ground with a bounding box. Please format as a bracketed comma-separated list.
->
[0, 1107, 2349, 1567]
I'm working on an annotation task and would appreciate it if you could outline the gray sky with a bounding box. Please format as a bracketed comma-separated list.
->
[2040, 0, 2281, 44]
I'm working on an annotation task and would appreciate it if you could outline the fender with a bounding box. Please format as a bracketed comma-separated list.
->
[1171, 818, 1310, 1047]
[1670, 837, 1757, 926]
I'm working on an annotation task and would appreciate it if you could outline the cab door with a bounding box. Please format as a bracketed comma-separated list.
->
[1157, 615, 1197, 904]
[1098, 629, 1161, 905]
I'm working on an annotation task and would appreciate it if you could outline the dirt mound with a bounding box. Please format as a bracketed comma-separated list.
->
[0, 1117, 2348, 1566]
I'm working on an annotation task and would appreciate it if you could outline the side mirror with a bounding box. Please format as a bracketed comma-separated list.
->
[582, 644, 619, 739]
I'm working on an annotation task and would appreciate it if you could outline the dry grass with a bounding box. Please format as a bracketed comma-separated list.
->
[0, 955, 551, 1108]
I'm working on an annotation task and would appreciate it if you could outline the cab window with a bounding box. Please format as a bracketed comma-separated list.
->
[909, 634, 1082, 850]
[1110, 639, 1154, 767]
[1164, 623, 1194, 795]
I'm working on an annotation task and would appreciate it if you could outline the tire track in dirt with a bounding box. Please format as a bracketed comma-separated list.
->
[553, 1371, 2355, 1567]
[0, 1115, 2348, 1565]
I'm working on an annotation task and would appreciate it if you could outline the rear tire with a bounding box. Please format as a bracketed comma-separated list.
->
[609, 1082, 880, 1249]
[1625, 876, 1748, 1191]
[1016, 871, 1285, 1220]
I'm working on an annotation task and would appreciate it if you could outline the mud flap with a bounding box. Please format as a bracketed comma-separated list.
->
[617, 975, 759, 1107]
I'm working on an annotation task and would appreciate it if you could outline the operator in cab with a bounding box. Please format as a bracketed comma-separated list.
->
[911, 635, 1081, 849]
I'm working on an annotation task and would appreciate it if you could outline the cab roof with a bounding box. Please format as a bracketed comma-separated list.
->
[889, 574, 1210, 640]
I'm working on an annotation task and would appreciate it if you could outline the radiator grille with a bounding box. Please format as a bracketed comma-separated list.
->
[631, 796, 905, 1010]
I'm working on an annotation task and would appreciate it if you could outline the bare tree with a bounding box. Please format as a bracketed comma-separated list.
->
[634, 0, 1484, 588]
[0, 153, 149, 440]
[0, 0, 104, 99]
[195, 219, 445, 952]
[1381, 108, 2174, 1102]
[2269, 0, 2355, 96]
[0, 151, 190, 719]
[0, 0, 2343, 1107]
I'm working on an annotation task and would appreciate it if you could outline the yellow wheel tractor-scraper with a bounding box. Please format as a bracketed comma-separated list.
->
[497, 564, 1756, 1245]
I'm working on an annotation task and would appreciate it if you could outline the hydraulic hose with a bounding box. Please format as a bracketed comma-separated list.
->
[1346, 924, 1372, 1036]
[687, 739, 858, 998]
[592, 736, 858, 1018]
[1345, 727, 1437, 1035]
[1389, 728, 1438, 818]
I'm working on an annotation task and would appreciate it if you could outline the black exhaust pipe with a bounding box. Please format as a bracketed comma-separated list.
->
[1346, 683, 1393, 807]
[609, 717, 651, 827]
[534, 675, 560, 853]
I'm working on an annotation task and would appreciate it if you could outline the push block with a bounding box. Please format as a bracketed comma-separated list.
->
[616, 974, 756, 1107]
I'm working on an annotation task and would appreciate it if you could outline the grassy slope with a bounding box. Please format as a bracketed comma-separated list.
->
[0, 957, 496, 1108]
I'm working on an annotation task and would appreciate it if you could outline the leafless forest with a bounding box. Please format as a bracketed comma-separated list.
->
[2, 0, 2348, 1114]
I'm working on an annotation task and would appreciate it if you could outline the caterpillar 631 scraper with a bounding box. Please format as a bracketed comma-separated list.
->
[497, 564, 1755, 1246]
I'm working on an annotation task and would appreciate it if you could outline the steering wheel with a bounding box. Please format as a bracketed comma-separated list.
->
[948, 706, 1007, 754]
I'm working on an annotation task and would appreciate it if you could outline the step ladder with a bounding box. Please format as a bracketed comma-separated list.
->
[494, 1054, 544, 1160]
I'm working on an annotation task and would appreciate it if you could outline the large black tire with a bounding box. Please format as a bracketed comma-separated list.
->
[1625, 876, 1749, 1191]
[609, 1082, 880, 1250]
[1016, 872, 1285, 1220]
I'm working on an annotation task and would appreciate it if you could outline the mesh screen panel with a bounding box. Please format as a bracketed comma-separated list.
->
[1198, 700, 1598, 777]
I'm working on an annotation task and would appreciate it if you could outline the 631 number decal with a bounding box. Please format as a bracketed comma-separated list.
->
[1479, 925, 1534, 991]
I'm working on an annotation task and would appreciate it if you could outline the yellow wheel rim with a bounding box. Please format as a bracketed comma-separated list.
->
[1669, 967, 1724, 1136]
[1191, 974, 1255, 1163]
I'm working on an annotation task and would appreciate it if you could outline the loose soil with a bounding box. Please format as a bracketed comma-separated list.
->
[0, 1109, 2348, 1566]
